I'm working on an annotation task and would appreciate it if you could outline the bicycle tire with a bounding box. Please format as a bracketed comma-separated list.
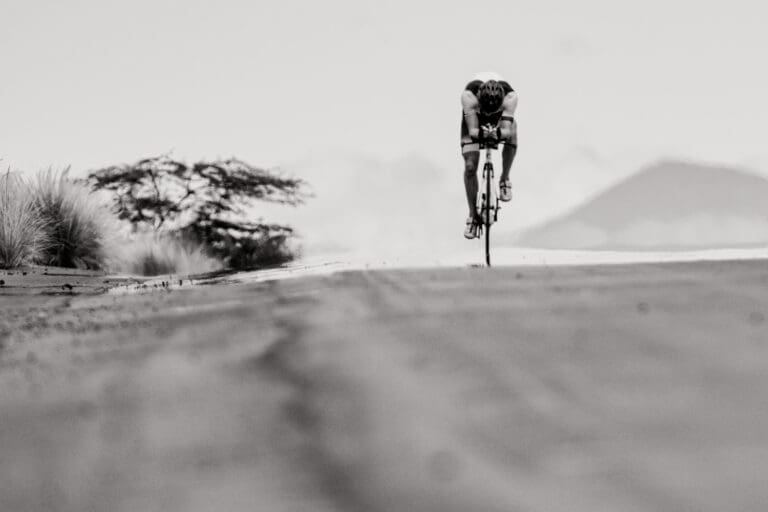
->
[485, 163, 492, 266]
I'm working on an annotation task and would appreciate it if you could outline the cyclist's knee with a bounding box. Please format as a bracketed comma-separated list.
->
[463, 153, 479, 176]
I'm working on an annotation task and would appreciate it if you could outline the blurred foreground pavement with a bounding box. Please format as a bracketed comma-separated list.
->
[2, 261, 768, 511]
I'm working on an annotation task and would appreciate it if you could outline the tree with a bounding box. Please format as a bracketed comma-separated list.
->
[88, 155, 305, 269]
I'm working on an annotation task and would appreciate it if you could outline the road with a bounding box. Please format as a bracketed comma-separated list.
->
[2, 260, 768, 511]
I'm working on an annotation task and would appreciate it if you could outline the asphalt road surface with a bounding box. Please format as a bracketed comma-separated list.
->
[2, 260, 768, 511]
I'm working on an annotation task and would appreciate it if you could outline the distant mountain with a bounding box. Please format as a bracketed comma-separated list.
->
[518, 160, 768, 250]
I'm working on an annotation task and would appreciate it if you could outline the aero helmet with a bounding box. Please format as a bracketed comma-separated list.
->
[477, 80, 505, 114]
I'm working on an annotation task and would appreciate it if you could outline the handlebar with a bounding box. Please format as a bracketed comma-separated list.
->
[475, 123, 502, 150]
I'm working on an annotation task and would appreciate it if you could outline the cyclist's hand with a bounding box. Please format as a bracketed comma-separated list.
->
[481, 125, 499, 142]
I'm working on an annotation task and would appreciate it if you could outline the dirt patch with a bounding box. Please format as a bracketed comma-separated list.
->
[0, 266, 137, 296]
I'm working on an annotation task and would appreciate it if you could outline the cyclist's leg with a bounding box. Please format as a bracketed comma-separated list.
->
[463, 149, 480, 219]
[461, 114, 482, 220]
[500, 122, 518, 182]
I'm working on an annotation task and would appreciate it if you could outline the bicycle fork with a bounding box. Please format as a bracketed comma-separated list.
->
[476, 158, 499, 228]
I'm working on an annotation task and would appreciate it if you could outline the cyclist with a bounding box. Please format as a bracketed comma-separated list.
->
[461, 72, 518, 239]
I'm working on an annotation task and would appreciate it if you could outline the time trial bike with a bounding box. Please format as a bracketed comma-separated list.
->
[475, 125, 502, 266]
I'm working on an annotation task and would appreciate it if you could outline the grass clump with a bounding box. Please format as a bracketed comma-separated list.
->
[0, 172, 49, 268]
[116, 234, 222, 277]
[32, 168, 115, 269]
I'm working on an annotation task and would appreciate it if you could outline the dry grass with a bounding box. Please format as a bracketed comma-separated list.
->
[32, 168, 117, 269]
[114, 234, 223, 277]
[0, 171, 49, 268]
[2, 167, 224, 275]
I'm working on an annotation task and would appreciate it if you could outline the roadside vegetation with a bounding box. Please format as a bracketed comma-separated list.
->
[88, 155, 304, 271]
[31, 168, 115, 269]
[0, 157, 304, 276]
[114, 234, 222, 277]
[0, 172, 49, 268]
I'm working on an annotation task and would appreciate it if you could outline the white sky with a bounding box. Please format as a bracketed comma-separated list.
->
[2, 0, 768, 233]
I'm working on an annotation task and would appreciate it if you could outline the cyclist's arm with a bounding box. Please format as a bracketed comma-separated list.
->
[498, 91, 518, 139]
[461, 90, 481, 139]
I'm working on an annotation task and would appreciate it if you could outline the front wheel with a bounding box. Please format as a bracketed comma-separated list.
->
[484, 166, 492, 267]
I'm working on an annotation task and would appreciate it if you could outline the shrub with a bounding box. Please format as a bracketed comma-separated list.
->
[181, 218, 295, 270]
[115, 234, 223, 277]
[214, 231, 294, 270]
[32, 168, 115, 269]
[0, 172, 49, 268]
[88, 155, 305, 269]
